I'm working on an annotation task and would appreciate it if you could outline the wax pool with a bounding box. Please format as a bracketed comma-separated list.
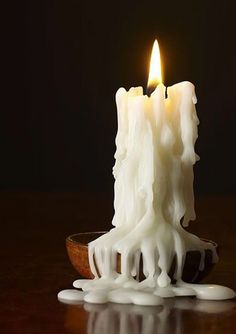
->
[58, 83, 236, 305]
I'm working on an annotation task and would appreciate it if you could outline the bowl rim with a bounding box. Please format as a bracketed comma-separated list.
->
[66, 232, 218, 249]
[66, 231, 107, 246]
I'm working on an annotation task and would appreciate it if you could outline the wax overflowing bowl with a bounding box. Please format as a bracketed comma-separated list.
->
[66, 232, 218, 283]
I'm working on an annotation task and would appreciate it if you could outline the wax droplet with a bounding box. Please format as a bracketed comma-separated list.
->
[57, 289, 85, 303]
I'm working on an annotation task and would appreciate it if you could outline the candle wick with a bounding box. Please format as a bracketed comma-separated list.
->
[165, 86, 168, 99]
[146, 83, 156, 97]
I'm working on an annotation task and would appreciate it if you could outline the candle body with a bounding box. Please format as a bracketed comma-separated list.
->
[87, 82, 212, 288]
[113, 82, 198, 230]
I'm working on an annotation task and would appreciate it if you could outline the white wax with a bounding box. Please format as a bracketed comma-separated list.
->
[59, 82, 235, 305]
[89, 82, 211, 285]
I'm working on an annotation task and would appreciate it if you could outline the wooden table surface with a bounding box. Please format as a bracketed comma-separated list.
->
[1, 192, 236, 334]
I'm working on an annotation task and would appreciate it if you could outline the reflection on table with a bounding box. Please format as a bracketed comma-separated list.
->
[61, 298, 236, 334]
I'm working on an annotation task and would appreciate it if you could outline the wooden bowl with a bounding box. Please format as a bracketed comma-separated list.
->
[66, 232, 218, 283]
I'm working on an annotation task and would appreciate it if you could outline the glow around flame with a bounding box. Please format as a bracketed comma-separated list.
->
[147, 39, 163, 89]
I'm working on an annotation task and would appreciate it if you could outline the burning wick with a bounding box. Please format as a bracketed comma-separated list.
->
[147, 39, 163, 96]
[58, 38, 236, 306]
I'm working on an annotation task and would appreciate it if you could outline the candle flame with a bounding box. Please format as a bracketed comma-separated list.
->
[147, 39, 162, 90]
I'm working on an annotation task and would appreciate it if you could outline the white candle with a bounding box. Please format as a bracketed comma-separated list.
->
[87, 41, 218, 289]
[58, 40, 236, 305]
[113, 81, 198, 231]
[107, 81, 202, 287]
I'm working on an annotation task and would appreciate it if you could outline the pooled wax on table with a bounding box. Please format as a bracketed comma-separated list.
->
[58, 83, 236, 305]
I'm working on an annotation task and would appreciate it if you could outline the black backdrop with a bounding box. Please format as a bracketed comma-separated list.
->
[4, 0, 236, 194]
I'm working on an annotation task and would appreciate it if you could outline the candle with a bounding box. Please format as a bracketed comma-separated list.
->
[113, 40, 198, 233]
[88, 39, 207, 287]
[58, 40, 236, 305]
[90, 40, 206, 284]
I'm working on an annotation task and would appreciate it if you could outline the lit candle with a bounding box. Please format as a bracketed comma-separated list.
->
[113, 39, 198, 235]
[109, 39, 202, 288]
[84, 40, 235, 302]
[58, 40, 236, 305]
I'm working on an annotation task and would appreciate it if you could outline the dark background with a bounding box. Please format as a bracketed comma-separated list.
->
[4, 0, 236, 194]
[2, 3, 236, 331]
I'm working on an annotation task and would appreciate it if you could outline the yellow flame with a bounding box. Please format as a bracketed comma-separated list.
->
[147, 39, 162, 89]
